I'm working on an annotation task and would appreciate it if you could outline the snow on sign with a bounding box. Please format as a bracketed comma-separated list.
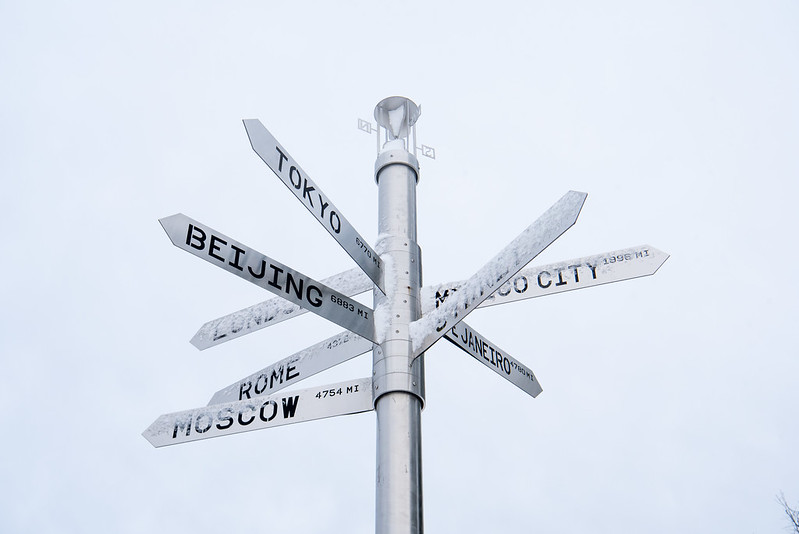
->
[159, 214, 376, 342]
[409, 190, 587, 357]
[208, 331, 373, 405]
[143, 378, 373, 448]
[193, 245, 668, 351]
[423, 245, 669, 313]
[443, 321, 542, 398]
[243, 119, 385, 293]
[191, 267, 373, 350]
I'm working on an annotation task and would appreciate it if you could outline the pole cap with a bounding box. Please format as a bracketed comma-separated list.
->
[374, 96, 421, 141]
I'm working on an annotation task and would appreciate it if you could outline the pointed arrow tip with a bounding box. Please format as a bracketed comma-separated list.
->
[189, 333, 207, 351]
[158, 214, 186, 246]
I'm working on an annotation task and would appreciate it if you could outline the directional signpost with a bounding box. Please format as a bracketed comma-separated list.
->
[195, 245, 668, 350]
[423, 245, 669, 312]
[160, 213, 376, 342]
[243, 119, 386, 293]
[443, 320, 543, 397]
[207, 331, 373, 405]
[144, 377, 373, 448]
[145, 96, 668, 534]
[191, 266, 373, 349]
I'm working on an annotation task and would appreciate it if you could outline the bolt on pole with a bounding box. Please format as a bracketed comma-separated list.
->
[372, 96, 425, 534]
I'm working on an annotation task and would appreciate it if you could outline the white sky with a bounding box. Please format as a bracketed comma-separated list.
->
[2, 1, 798, 532]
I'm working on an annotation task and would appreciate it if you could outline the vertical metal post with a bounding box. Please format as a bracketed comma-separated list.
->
[372, 97, 425, 534]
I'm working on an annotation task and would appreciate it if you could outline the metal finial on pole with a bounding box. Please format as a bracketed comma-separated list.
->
[374, 96, 421, 157]
[372, 96, 425, 534]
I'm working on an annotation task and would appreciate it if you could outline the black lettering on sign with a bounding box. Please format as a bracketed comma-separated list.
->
[537, 271, 552, 289]
[259, 400, 278, 422]
[239, 381, 252, 400]
[230, 244, 246, 271]
[302, 179, 315, 205]
[208, 235, 226, 262]
[248, 260, 267, 279]
[289, 166, 302, 189]
[435, 289, 454, 308]
[182, 222, 332, 312]
[172, 417, 192, 439]
[498, 283, 511, 297]
[194, 413, 213, 434]
[286, 363, 299, 381]
[273, 146, 342, 235]
[186, 224, 206, 250]
[282, 396, 300, 418]
[513, 276, 528, 294]
[307, 285, 323, 307]
[568, 264, 580, 283]
[238, 405, 256, 426]
[167, 393, 305, 442]
[286, 272, 304, 300]
[276, 147, 288, 172]
[329, 211, 341, 234]
[216, 407, 234, 430]
[267, 264, 283, 289]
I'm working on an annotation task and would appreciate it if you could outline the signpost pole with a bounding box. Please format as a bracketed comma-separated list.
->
[372, 97, 425, 534]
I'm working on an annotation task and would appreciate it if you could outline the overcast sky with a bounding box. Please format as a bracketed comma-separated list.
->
[2, 1, 798, 532]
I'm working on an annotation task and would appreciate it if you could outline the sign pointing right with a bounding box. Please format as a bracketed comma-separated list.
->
[409, 190, 587, 357]
[443, 321, 542, 398]
[424, 245, 669, 313]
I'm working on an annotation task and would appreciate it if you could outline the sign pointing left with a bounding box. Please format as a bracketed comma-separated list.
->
[243, 119, 385, 293]
[143, 377, 373, 448]
[160, 214, 376, 342]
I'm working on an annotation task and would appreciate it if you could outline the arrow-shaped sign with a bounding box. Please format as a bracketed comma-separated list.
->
[160, 214, 376, 342]
[443, 321, 542, 398]
[192, 244, 667, 351]
[143, 377, 373, 448]
[208, 331, 373, 405]
[243, 119, 385, 293]
[423, 245, 669, 313]
[191, 267, 373, 350]
[409, 190, 587, 357]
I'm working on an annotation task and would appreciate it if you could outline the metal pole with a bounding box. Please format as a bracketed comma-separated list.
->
[372, 97, 425, 534]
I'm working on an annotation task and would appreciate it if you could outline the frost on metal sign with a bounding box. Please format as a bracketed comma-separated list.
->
[409, 190, 587, 357]
[191, 267, 373, 350]
[424, 245, 669, 313]
[143, 378, 373, 448]
[193, 245, 668, 350]
[147, 102, 667, 534]
[208, 331, 373, 405]
[159, 214, 376, 342]
[243, 119, 385, 293]
[444, 321, 542, 398]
